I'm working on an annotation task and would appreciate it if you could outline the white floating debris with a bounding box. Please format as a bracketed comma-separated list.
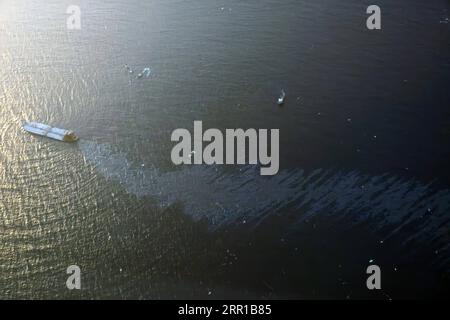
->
[369, 259, 374, 263]
[137, 67, 152, 79]
[125, 64, 134, 74]
[142, 67, 151, 77]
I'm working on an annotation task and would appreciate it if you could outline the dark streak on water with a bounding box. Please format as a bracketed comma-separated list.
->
[0, 0, 449, 298]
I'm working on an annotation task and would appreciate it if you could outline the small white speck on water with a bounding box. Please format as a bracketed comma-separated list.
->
[119, 268, 123, 272]
[188, 151, 196, 158]
[373, 135, 377, 139]
[380, 240, 384, 244]
[111, 193, 115, 198]
[208, 291, 212, 296]
[369, 259, 374, 263]
[347, 118, 352, 122]
[242, 220, 246, 224]
[141, 163, 145, 167]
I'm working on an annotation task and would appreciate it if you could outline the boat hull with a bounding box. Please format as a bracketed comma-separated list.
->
[22, 122, 79, 142]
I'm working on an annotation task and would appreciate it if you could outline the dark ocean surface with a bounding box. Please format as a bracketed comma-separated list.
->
[0, 0, 449, 298]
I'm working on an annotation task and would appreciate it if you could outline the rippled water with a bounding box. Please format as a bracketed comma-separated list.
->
[0, 0, 449, 298]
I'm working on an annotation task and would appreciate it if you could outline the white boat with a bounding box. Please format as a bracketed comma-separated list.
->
[277, 90, 286, 105]
[22, 122, 79, 142]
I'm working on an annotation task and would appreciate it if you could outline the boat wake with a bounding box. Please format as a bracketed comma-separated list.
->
[79, 141, 450, 269]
